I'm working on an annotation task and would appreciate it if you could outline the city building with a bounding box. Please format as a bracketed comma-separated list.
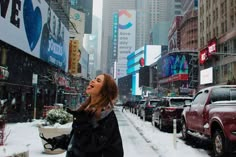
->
[198, 0, 236, 87]
[149, 0, 182, 46]
[179, 10, 198, 50]
[118, 45, 164, 99]
[84, 16, 102, 79]
[135, 0, 150, 49]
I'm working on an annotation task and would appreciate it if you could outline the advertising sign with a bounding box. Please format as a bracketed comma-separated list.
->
[117, 9, 136, 78]
[161, 54, 189, 77]
[112, 13, 119, 60]
[200, 67, 213, 85]
[145, 45, 162, 66]
[70, 8, 85, 41]
[0, 0, 69, 72]
[199, 48, 208, 65]
[208, 38, 217, 56]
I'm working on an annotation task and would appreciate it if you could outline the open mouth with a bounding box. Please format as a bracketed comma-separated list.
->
[87, 84, 94, 89]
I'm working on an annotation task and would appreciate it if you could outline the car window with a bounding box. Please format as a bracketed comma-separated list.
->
[170, 99, 192, 106]
[211, 87, 236, 102]
[192, 91, 208, 105]
[230, 89, 236, 100]
[139, 101, 146, 107]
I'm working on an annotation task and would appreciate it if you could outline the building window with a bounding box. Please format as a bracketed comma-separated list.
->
[209, 14, 211, 26]
[225, 20, 227, 32]
[221, 22, 224, 34]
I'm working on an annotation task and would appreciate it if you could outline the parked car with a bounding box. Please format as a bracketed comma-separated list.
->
[139, 98, 161, 121]
[152, 96, 192, 131]
[115, 101, 123, 106]
[181, 85, 236, 157]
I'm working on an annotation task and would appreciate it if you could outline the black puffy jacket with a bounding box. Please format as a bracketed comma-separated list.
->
[53, 110, 124, 157]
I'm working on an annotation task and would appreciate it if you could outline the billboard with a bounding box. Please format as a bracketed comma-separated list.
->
[161, 54, 189, 78]
[0, 0, 69, 72]
[70, 8, 85, 43]
[117, 10, 136, 78]
[145, 45, 162, 66]
[200, 67, 213, 85]
[70, 0, 93, 34]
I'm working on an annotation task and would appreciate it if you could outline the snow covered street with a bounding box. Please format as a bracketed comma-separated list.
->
[0, 107, 215, 157]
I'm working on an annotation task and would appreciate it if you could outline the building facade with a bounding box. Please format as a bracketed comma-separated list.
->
[198, 0, 236, 86]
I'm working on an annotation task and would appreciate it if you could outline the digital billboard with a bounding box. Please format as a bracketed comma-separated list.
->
[112, 13, 119, 60]
[161, 54, 189, 78]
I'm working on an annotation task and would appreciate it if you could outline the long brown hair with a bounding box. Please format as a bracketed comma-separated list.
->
[78, 73, 118, 118]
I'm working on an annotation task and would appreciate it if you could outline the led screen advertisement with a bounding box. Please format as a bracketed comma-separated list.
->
[161, 54, 189, 78]
[0, 0, 69, 72]
[112, 13, 119, 60]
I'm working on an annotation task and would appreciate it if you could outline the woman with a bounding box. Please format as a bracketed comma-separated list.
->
[41, 74, 124, 157]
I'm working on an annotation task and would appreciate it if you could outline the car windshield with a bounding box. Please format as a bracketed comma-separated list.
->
[170, 99, 192, 106]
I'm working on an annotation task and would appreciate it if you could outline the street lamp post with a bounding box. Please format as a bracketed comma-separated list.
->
[32, 74, 38, 119]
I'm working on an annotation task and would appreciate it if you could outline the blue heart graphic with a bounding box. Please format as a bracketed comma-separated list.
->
[23, 0, 42, 51]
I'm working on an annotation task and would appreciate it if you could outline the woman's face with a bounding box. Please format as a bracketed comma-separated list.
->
[86, 74, 104, 97]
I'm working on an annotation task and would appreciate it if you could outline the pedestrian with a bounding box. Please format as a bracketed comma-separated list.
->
[40, 73, 124, 157]
[122, 101, 127, 112]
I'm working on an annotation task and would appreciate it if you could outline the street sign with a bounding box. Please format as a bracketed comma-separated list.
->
[32, 74, 38, 85]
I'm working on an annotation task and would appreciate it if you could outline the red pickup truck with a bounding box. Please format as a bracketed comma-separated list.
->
[181, 85, 236, 157]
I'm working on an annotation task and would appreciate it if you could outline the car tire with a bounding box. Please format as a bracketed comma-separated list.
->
[181, 120, 189, 140]
[159, 118, 164, 131]
[212, 130, 230, 157]
[152, 115, 155, 126]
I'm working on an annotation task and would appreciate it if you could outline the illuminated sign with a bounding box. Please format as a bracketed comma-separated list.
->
[208, 38, 217, 56]
[199, 48, 208, 65]
[139, 58, 145, 66]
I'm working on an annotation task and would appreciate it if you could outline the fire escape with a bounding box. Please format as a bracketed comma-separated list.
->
[188, 52, 198, 89]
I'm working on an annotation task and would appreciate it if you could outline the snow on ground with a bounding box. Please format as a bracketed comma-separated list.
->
[0, 109, 211, 157]
[123, 110, 211, 157]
